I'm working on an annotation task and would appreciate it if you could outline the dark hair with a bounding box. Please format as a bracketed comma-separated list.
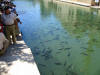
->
[4, 6, 10, 10]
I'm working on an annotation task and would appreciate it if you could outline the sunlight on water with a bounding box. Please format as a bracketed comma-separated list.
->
[14, 0, 100, 75]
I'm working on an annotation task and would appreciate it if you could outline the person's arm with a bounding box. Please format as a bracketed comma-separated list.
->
[16, 16, 22, 24]
[13, 13, 18, 25]
[14, 19, 18, 26]
[16, 18, 22, 24]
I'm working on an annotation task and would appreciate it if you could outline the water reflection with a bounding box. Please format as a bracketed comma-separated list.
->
[14, 0, 100, 75]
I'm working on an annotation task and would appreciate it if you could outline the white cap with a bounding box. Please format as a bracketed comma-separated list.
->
[1, 4, 4, 7]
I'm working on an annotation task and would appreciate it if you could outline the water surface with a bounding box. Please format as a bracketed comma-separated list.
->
[14, 0, 100, 75]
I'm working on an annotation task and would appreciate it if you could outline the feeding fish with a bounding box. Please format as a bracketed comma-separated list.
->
[55, 62, 62, 65]
[38, 63, 47, 67]
[80, 52, 88, 56]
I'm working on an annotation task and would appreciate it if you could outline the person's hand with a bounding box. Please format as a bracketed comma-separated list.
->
[20, 22, 22, 24]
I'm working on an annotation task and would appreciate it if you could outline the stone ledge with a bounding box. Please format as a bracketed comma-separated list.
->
[0, 36, 40, 75]
[57, 0, 100, 9]
[60, 0, 91, 7]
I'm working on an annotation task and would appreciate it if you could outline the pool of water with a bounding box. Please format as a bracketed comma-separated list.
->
[14, 0, 100, 75]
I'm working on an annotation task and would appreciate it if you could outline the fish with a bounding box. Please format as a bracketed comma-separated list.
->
[51, 71, 54, 75]
[71, 72, 77, 75]
[56, 52, 61, 54]
[41, 52, 52, 60]
[58, 48, 63, 50]
[42, 49, 52, 54]
[40, 42, 43, 44]
[97, 27, 100, 30]
[45, 40, 52, 42]
[66, 73, 68, 75]
[92, 39, 97, 42]
[34, 52, 40, 55]
[61, 41, 68, 44]
[56, 28, 60, 30]
[44, 55, 52, 60]
[38, 64, 47, 67]
[33, 49, 41, 55]
[41, 49, 53, 60]
[48, 31, 54, 35]
[67, 52, 71, 57]
[53, 34, 60, 40]
[80, 47, 87, 50]
[80, 52, 88, 56]
[64, 48, 71, 50]
[47, 50, 52, 53]
[64, 61, 67, 66]
[55, 62, 62, 65]
[42, 49, 46, 54]
[34, 47, 39, 49]
[60, 41, 65, 43]
[41, 54, 46, 57]
[67, 64, 72, 70]
[53, 37, 60, 40]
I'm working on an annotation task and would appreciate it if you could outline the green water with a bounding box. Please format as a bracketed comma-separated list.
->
[14, 0, 100, 75]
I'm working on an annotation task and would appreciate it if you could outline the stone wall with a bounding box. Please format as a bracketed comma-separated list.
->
[62, 0, 100, 6]
[69, 0, 92, 4]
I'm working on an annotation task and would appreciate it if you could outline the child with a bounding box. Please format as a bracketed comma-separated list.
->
[0, 14, 9, 56]
[0, 26, 9, 56]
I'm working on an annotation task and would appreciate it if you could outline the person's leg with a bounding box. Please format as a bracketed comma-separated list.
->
[5, 26, 12, 44]
[0, 49, 5, 56]
[3, 40, 9, 51]
[15, 23, 20, 36]
[11, 25, 16, 44]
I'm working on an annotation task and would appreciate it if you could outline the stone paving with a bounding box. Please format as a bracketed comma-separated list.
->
[0, 36, 40, 75]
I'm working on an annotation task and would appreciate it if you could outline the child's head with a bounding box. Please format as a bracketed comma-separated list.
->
[4, 6, 11, 15]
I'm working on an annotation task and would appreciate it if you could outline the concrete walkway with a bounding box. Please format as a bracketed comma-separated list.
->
[58, 0, 100, 9]
[0, 36, 40, 75]
[60, 0, 91, 7]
